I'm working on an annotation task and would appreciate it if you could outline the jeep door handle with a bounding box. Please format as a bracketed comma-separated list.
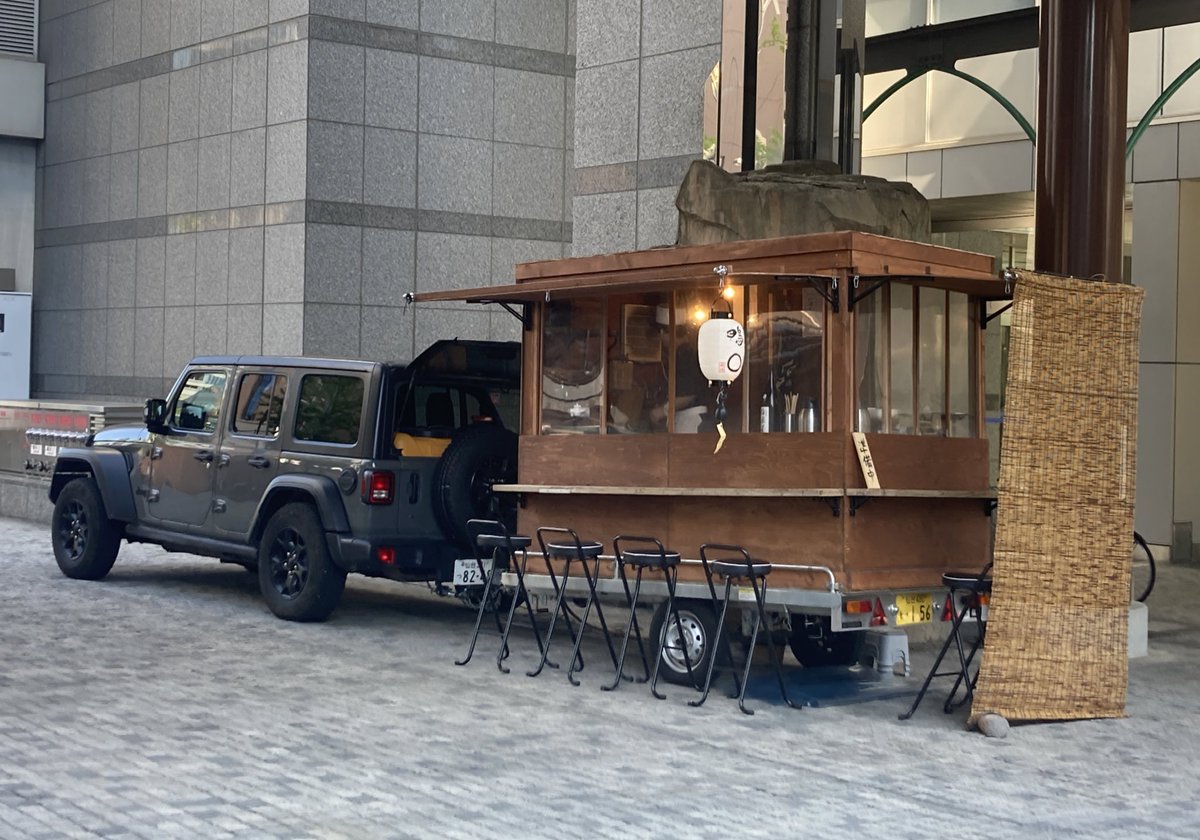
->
[247, 455, 271, 469]
[193, 450, 214, 463]
[217, 453, 231, 467]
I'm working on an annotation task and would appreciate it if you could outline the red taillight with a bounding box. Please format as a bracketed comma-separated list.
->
[941, 595, 955, 621]
[871, 598, 887, 626]
[844, 599, 874, 615]
[361, 470, 395, 505]
[376, 546, 396, 565]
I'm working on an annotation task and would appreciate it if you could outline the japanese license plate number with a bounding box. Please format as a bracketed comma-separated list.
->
[452, 557, 493, 587]
[895, 592, 934, 625]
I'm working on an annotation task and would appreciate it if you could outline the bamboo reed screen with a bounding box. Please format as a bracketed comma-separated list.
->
[970, 271, 1144, 723]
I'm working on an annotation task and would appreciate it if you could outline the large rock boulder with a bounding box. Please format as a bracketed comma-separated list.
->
[676, 159, 931, 245]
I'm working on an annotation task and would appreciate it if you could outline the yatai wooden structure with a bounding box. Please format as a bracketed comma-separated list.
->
[414, 231, 1009, 664]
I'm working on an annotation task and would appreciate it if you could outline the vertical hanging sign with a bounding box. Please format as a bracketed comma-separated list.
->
[852, 431, 880, 489]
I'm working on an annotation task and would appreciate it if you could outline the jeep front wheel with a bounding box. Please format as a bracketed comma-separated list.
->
[258, 503, 346, 622]
[51, 477, 121, 580]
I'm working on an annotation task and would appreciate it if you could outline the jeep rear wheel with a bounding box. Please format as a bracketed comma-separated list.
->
[51, 477, 121, 580]
[433, 423, 518, 548]
[258, 503, 346, 622]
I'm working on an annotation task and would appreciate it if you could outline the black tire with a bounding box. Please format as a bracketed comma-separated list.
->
[1133, 530, 1156, 603]
[649, 600, 723, 688]
[51, 477, 122, 581]
[257, 503, 346, 622]
[432, 424, 518, 549]
[788, 616, 864, 668]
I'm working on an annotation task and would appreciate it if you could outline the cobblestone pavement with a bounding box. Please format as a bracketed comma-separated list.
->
[3, 515, 1200, 839]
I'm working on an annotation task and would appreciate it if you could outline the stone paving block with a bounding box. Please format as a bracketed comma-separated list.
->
[0, 515, 1199, 839]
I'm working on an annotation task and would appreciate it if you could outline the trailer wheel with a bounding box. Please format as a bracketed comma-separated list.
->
[788, 616, 864, 668]
[649, 600, 724, 688]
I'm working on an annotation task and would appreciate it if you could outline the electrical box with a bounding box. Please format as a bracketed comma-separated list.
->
[0, 293, 32, 399]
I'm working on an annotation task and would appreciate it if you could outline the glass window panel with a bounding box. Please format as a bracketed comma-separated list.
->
[918, 288, 947, 435]
[855, 287, 885, 432]
[749, 283, 824, 433]
[294, 375, 364, 445]
[172, 371, 226, 434]
[540, 299, 604, 434]
[674, 289, 733, 433]
[948, 292, 974, 437]
[931, 0, 1034, 25]
[889, 284, 915, 434]
[233, 373, 288, 437]
[607, 294, 671, 434]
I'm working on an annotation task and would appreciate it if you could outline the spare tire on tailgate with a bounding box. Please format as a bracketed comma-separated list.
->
[432, 423, 518, 548]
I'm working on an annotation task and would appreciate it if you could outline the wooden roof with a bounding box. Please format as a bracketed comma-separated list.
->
[412, 230, 1006, 303]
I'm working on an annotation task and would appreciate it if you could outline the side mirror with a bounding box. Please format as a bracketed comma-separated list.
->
[144, 398, 168, 430]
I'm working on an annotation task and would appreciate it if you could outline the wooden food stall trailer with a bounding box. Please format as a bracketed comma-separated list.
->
[414, 231, 1008, 675]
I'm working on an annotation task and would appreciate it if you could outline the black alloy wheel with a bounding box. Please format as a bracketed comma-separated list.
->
[267, 526, 309, 600]
[57, 499, 90, 564]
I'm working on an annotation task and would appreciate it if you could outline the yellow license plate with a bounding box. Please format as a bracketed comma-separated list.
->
[895, 592, 934, 625]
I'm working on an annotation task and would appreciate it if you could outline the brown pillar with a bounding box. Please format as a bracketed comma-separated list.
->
[1034, 0, 1131, 281]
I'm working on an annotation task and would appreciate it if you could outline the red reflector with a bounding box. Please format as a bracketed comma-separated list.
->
[377, 547, 396, 565]
[871, 597, 887, 627]
[361, 470, 395, 504]
[941, 595, 955, 621]
[844, 599, 873, 614]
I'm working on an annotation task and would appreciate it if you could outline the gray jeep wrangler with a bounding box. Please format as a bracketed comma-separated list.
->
[48, 340, 520, 621]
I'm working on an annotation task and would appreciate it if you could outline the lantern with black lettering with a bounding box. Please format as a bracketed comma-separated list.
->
[696, 301, 744, 453]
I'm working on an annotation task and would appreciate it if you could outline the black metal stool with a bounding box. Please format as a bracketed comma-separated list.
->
[455, 519, 548, 673]
[528, 527, 619, 685]
[603, 535, 695, 698]
[899, 562, 993, 720]
[690, 543, 799, 715]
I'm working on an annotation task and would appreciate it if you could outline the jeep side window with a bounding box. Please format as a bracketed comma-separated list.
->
[172, 371, 226, 433]
[294, 374, 364, 445]
[232, 373, 289, 437]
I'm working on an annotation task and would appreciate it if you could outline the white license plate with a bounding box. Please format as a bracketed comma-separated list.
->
[452, 557, 493, 587]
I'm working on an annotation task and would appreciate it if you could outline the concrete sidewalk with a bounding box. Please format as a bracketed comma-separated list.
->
[1, 514, 1198, 839]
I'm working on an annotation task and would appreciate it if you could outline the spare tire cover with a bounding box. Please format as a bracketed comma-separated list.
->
[432, 423, 518, 548]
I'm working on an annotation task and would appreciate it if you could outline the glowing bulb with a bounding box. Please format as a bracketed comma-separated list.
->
[692, 307, 706, 323]
[721, 286, 736, 301]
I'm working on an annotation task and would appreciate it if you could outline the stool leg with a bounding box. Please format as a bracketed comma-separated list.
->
[566, 553, 621, 686]
[689, 576, 734, 708]
[944, 622, 985, 712]
[650, 565, 695, 700]
[942, 601, 981, 712]
[497, 547, 546, 674]
[602, 563, 641, 692]
[527, 558, 576, 678]
[735, 587, 764, 715]
[898, 592, 969, 720]
[744, 576, 799, 712]
[455, 544, 504, 667]
[627, 573, 653, 684]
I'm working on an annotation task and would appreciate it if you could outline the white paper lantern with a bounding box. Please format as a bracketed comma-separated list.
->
[697, 309, 744, 383]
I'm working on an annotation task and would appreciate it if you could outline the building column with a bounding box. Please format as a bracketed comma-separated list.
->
[1131, 179, 1200, 559]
